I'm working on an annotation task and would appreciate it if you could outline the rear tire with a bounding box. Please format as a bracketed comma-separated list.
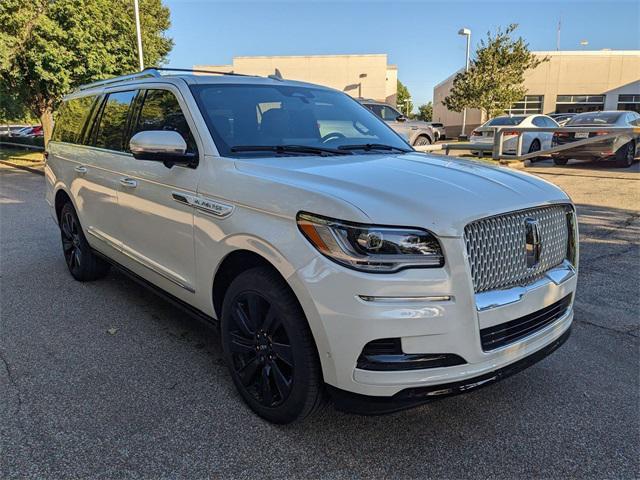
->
[221, 266, 324, 424]
[553, 157, 569, 166]
[59, 202, 110, 281]
[614, 140, 635, 168]
[528, 139, 541, 162]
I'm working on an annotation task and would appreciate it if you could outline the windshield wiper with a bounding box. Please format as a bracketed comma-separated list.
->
[337, 143, 412, 153]
[230, 145, 352, 156]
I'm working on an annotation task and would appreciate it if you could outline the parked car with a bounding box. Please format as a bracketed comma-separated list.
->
[426, 122, 446, 141]
[0, 125, 29, 136]
[28, 125, 43, 137]
[359, 99, 435, 146]
[46, 70, 578, 424]
[470, 114, 559, 156]
[549, 113, 576, 126]
[551, 110, 640, 168]
[12, 126, 35, 137]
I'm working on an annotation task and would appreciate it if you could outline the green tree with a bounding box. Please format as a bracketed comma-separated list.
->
[416, 101, 433, 122]
[0, 0, 173, 143]
[443, 24, 546, 119]
[396, 80, 413, 117]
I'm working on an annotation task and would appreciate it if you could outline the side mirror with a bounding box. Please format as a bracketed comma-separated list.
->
[396, 115, 407, 122]
[129, 130, 197, 168]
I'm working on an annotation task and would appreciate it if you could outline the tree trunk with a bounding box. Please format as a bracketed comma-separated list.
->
[40, 108, 54, 146]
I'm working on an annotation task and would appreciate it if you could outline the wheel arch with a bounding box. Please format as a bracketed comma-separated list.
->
[209, 243, 336, 384]
[54, 186, 75, 224]
[412, 132, 433, 146]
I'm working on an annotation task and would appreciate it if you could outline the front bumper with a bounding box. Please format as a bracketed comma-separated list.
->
[329, 326, 571, 414]
[292, 236, 577, 398]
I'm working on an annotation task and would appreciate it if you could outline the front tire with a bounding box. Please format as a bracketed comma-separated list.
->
[59, 202, 110, 281]
[614, 140, 635, 168]
[221, 267, 323, 424]
[413, 135, 431, 146]
[553, 157, 569, 166]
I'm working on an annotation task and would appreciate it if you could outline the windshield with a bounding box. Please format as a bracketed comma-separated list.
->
[190, 84, 411, 157]
[566, 112, 622, 126]
[486, 116, 527, 126]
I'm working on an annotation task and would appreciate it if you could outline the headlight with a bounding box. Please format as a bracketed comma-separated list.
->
[296, 212, 444, 273]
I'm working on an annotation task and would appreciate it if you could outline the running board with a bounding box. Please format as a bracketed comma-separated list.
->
[92, 249, 219, 330]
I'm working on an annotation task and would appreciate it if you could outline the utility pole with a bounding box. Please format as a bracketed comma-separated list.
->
[556, 18, 561, 51]
[134, 0, 144, 71]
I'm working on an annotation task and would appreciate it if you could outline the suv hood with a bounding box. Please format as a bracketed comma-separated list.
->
[234, 152, 570, 236]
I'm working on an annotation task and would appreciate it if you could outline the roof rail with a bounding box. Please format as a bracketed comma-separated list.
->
[77, 69, 162, 91]
[75, 66, 259, 93]
[151, 67, 255, 77]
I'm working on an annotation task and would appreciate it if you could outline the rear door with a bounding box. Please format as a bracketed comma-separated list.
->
[115, 86, 201, 298]
[80, 90, 138, 254]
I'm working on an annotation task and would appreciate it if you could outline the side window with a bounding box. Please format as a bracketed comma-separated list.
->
[380, 106, 401, 121]
[366, 104, 384, 118]
[132, 89, 197, 154]
[51, 96, 96, 144]
[532, 116, 546, 127]
[94, 91, 136, 151]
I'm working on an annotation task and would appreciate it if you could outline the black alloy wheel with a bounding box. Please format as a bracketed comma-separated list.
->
[61, 208, 82, 272]
[221, 267, 323, 424]
[59, 202, 110, 281]
[227, 291, 294, 408]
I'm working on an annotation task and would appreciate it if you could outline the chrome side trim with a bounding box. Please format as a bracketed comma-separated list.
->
[172, 192, 234, 218]
[86, 227, 121, 251]
[358, 295, 452, 303]
[120, 245, 196, 294]
[475, 260, 575, 311]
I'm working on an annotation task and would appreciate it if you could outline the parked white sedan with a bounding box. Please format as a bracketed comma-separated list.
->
[470, 114, 559, 155]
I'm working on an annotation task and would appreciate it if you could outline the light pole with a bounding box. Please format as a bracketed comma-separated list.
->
[358, 73, 367, 98]
[458, 27, 471, 139]
[133, 0, 144, 71]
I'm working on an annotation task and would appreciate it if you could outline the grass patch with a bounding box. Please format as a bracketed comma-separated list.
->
[0, 147, 44, 163]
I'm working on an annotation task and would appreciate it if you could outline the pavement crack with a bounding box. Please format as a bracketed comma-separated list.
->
[0, 349, 25, 419]
[573, 310, 639, 339]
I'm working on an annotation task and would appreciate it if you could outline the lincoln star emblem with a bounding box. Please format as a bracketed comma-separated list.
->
[525, 218, 541, 268]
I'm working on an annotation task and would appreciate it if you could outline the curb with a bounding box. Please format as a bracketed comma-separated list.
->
[0, 160, 45, 176]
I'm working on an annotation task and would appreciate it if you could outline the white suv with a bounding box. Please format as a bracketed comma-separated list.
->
[45, 69, 578, 424]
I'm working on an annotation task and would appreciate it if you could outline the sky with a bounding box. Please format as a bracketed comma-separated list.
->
[164, 0, 640, 108]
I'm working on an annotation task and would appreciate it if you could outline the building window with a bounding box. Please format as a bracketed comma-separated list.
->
[507, 95, 543, 114]
[555, 94, 605, 113]
[617, 94, 640, 113]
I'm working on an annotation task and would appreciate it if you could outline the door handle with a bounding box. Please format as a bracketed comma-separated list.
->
[74, 165, 88, 174]
[119, 178, 138, 188]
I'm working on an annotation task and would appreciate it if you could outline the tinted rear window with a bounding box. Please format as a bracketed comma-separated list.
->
[566, 112, 623, 125]
[486, 116, 526, 126]
[52, 96, 96, 143]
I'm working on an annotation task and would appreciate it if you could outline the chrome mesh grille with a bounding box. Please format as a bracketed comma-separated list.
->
[464, 205, 572, 293]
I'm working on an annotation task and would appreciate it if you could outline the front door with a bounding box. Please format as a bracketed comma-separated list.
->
[116, 86, 201, 299]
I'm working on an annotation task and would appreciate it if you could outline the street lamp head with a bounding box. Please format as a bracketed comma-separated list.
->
[458, 27, 471, 36]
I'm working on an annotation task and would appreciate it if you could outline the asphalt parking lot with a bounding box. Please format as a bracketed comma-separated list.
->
[1, 158, 638, 479]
